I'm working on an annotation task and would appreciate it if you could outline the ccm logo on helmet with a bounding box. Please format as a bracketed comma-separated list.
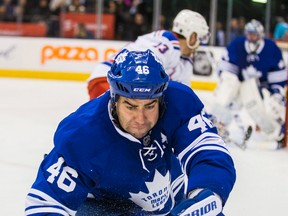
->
[133, 88, 151, 92]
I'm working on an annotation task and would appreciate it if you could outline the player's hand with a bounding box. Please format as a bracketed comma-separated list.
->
[270, 85, 286, 108]
[262, 88, 285, 123]
[270, 93, 286, 123]
[170, 189, 223, 216]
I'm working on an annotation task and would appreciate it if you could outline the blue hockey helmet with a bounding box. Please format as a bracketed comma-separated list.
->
[107, 49, 169, 101]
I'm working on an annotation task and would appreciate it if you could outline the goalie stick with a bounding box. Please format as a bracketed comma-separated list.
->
[208, 114, 253, 150]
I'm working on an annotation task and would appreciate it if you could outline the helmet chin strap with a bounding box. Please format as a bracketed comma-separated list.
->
[187, 38, 200, 50]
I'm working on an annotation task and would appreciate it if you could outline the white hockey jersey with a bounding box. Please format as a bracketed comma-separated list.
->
[88, 30, 193, 87]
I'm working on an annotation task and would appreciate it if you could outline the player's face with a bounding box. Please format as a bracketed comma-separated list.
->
[246, 32, 260, 43]
[179, 38, 192, 57]
[116, 96, 160, 139]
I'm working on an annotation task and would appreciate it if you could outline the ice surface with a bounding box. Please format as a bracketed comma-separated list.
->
[0, 78, 287, 216]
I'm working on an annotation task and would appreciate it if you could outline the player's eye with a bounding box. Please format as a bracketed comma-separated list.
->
[126, 105, 136, 110]
[145, 104, 155, 110]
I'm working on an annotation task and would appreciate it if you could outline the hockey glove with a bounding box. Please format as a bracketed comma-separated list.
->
[262, 88, 286, 123]
[170, 189, 223, 216]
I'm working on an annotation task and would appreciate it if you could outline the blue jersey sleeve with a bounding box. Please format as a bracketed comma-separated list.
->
[25, 96, 111, 215]
[25, 149, 95, 215]
[217, 36, 246, 77]
[163, 81, 236, 204]
[265, 39, 287, 89]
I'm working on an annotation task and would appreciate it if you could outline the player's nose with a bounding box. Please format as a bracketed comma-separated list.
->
[135, 109, 146, 124]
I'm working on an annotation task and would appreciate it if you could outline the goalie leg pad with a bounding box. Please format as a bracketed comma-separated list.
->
[213, 71, 241, 107]
[240, 78, 282, 141]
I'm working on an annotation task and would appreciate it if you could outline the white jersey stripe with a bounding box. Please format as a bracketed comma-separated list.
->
[178, 132, 223, 160]
[25, 207, 70, 216]
[183, 145, 230, 173]
[26, 188, 77, 216]
[267, 69, 287, 83]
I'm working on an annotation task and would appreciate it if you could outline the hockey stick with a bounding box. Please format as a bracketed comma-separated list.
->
[232, 125, 253, 150]
[220, 125, 253, 150]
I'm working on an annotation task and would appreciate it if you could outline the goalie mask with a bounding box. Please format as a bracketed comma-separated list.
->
[172, 9, 210, 49]
[107, 49, 169, 102]
[244, 19, 264, 53]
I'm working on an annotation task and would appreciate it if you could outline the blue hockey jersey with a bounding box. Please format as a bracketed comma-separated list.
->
[218, 36, 287, 92]
[25, 81, 236, 216]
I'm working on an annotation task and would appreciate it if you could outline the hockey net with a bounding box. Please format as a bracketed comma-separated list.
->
[276, 41, 288, 148]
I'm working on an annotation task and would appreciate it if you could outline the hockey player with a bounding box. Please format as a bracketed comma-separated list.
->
[25, 49, 236, 215]
[87, 9, 210, 99]
[212, 19, 287, 149]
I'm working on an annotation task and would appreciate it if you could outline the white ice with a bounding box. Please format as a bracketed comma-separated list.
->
[0, 78, 287, 216]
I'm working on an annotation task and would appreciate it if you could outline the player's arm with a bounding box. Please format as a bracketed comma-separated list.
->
[176, 110, 235, 201]
[25, 149, 94, 215]
[213, 41, 241, 108]
[210, 41, 242, 133]
[174, 56, 193, 87]
[261, 42, 287, 127]
[216, 37, 244, 80]
[267, 42, 287, 92]
[88, 76, 110, 100]
[150, 31, 183, 78]
[171, 98, 236, 215]
[87, 61, 113, 99]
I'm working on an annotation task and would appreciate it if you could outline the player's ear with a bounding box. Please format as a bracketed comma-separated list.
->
[189, 33, 197, 47]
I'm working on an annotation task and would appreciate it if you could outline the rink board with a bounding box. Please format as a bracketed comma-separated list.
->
[0, 36, 221, 90]
[0, 36, 287, 91]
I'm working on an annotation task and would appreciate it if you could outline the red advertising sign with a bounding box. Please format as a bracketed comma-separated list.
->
[60, 13, 115, 39]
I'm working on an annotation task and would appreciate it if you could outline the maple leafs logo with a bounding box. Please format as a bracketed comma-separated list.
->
[242, 65, 261, 80]
[129, 170, 171, 212]
[115, 50, 128, 64]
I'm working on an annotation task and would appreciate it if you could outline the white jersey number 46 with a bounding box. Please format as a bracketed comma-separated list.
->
[188, 110, 214, 133]
[46, 157, 78, 192]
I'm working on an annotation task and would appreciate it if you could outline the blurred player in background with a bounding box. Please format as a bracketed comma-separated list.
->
[211, 19, 287, 149]
[87, 9, 210, 99]
[25, 49, 235, 215]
